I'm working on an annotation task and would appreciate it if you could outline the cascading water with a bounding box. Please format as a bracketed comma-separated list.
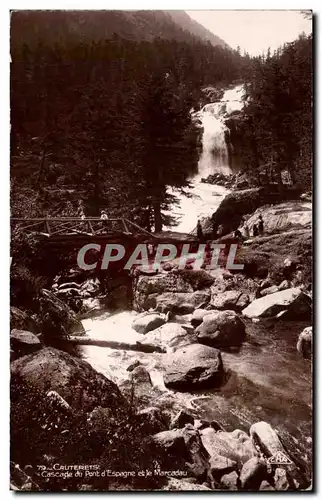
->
[166, 84, 245, 233]
[196, 83, 245, 179]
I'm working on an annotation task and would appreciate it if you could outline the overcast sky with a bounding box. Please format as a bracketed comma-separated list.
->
[187, 10, 312, 56]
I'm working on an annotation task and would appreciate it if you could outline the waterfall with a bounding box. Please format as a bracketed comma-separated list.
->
[165, 84, 245, 233]
[195, 84, 245, 179]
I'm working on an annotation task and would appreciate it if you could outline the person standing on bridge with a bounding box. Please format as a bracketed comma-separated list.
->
[100, 210, 108, 220]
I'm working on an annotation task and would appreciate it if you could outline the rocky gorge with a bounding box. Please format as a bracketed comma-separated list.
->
[10, 82, 313, 492]
[10, 175, 313, 491]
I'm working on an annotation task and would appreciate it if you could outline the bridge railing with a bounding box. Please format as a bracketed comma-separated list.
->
[10, 217, 157, 239]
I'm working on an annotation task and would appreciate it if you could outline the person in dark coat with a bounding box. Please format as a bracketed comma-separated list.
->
[197, 220, 203, 241]
[258, 214, 264, 235]
[253, 223, 259, 237]
[234, 229, 242, 240]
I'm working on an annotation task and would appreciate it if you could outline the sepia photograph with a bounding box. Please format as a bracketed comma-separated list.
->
[9, 8, 313, 492]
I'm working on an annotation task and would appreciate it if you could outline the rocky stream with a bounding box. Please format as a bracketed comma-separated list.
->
[10, 85, 313, 491]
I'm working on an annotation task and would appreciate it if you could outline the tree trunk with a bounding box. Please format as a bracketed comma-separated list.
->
[153, 202, 162, 232]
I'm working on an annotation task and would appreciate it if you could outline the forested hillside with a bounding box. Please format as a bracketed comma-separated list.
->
[10, 10, 228, 48]
[11, 24, 243, 230]
[228, 33, 312, 190]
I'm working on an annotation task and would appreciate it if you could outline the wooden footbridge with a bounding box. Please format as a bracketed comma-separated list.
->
[11, 217, 156, 241]
[10, 217, 196, 247]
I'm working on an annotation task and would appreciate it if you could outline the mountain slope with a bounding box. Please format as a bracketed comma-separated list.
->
[11, 10, 228, 48]
[167, 11, 229, 48]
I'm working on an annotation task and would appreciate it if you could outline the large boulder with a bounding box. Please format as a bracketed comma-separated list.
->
[200, 427, 258, 465]
[140, 323, 197, 353]
[172, 269, 215, 291]
[153, 425, 209, 479]
[132, 312, 165, 334]
[250, 421, 287, 458]
[133, 273, 193, 311]
[242, 288, 311, 319]
[163, 344, 224, 390]
[39, 289, 85, 342]
[135, 406, 169, 435]
[10, 307, 38, 333]
[155, 290, 211, 315]
[10, 329, 42, 360]
[240, 457, 267, 490]
[243, 201, 312, 236]
[250, 422, 309, 490]
[11, 347, 125, 414]
[10, 347, 129, 469]
[170, 410, 194, 430]
[191, 308, 213, 327]
[297, 326, 312, 358]
[212, 186, 300, 234]
[196, 310, 246, 349]
[210, 290, 250, 311]
[220, 471, 239, 490]
[209, 455, 237, 481]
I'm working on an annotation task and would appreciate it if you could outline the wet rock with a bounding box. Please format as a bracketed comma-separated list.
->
[136, 407, 169, 434]
[11, 347, 125, 413]
[244, 201, 311, 236]
[236, 293, 251, 310]
[300, 192, 312, 202]
[259, 277, 274, 291]
[211, 290, 249, 311]
[211, 186, 297, 235]
[131, 365, 152, 385]
[163, 344, 224, 390]
[126, 360, 142, 372]
[132, 312, 165, 334]
[194, 419, 211, 431]
[133, 273, 193, 311]
[191, 308, 213, 327]
[141, 323, 197, 353]
[297, 326, 312, 358]
[156, 290, 211, 315]
[260, 285, 279, 297]
[10, 329, 42, 360]
[220, 471, 239, 490]
[153, 425, 209, 479]
[10, 307, 38, 333]
[170, 410, 194, 429]
[209, 455, 237, 480]
[172, 269, 215, 291]
[250, 421, 286, 458]
[242, 288, 311, 319]
[274, 467, 291, 491]
[39, 289, 85, 341]
[278, 279, 291, 291]
[196, 310, 246, 349]
[240, 457, 267, 490]
[201, 427, 258, 465]
[259, 480, 275, 491]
